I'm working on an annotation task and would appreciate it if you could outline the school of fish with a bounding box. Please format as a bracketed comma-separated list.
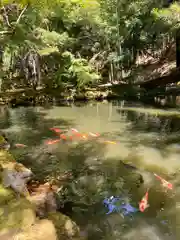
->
[14, 126, 173, 214]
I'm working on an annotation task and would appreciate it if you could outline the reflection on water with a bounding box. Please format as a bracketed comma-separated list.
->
[0, 101, 180, 239]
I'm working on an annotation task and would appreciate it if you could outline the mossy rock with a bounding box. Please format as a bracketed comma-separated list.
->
[0, 198, 36, 234]
[85, 91, 95, 99]
[0, 135, 10, 150]
[0, 184, 15, 205]
[48, 212, 85, 240]
[10, 219, 58, 240]
[0, 150, 15, 166]
[0, 135, 6, 145]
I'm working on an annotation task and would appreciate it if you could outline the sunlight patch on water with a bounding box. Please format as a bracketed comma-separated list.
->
[123, 145, 180, 175]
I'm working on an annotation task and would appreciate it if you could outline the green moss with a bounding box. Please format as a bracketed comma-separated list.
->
[0, 184, 15, 204]
[0, 150, 15, 166]
[48, 212, 83, 240]
[0, 198, 36, 232]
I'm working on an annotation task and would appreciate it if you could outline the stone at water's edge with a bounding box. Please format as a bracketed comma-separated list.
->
[0, 135, 86, 240]
[48, 212, 86, 240]
[9, 219, 58, 240]
[0, 198, 36, 233]
[0, 184, 15, 204]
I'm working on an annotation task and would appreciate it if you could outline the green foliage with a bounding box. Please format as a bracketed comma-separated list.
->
[0, 0, 178, 90]
[152, 3, 180, 32]
[54, 51, 100, 87]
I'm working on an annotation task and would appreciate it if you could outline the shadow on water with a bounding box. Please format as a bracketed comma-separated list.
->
[115, 107, 180, 151]
[1, 106, 73, 148]
[0, 103, 178, 240]
[117, 108, 180, 134]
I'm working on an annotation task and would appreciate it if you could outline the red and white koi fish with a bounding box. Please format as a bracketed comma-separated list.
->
[154, 173, 173, 190]
[71, 128, 79, 133]
[45, 139, 61, 145]
[14, 143, 27, 148]
[71, 128, 84, 138]
[50, 128, 62, 133]
[139, 189, 149, 212]
[89, 132, 100, 137]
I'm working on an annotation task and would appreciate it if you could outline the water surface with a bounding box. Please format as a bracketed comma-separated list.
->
[1, 101, 180, 240]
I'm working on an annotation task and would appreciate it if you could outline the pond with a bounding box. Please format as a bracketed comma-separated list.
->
[0, 100, 180, 240]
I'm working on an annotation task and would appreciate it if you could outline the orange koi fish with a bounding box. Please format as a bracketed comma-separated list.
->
[50, 128, 62, 133]
[154, 173, 173, 190]
[69, 135, 74, 140]
[14, 143, 27, 148]
[139, 189, 149, 212]
[45, 139, 61, 145]
[59, 134, 67, 140]
[81, 134, 88, 139]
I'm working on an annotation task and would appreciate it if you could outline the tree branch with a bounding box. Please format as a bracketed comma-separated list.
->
[15, 4, 29, 26]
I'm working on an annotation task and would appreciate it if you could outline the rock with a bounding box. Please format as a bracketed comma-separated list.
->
[0, 181, 58, 240]
[0, 134, 10, 151]
[0, 184, 15, 204]
[0, 137, 32, 197]
[28, 183, 57, 218]
[1, 162, 32, 197]
[10, 219, 58, 240]
[0, 150, 15, 165]
[0, 197, 36, 235]
[48, 212, 85, 240]
[0, 135, 83, 240]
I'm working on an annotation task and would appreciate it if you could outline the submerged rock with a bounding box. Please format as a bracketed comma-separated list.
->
[48, 212, 85, 240]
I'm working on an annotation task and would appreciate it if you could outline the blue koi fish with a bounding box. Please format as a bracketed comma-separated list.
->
[103, 196, 138, 216]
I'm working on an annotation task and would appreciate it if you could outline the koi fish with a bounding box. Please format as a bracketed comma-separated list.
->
[104, 140, 117, 144]
[14, 143, 27, 148]
[45, 139, 60, 145]
[71, 128, 81, 136]
[59, 134, 67, 140]
[50, 128, 62, 133]
[89, 132, 100, 137]
[71, 128, 79, 133]
[82, 134, 88, 139]
[103, 196, 138, 216]
[69, 135, 73, 140]
[154, 173, 173, 190]
[139, 189, 149, 212]
[71, 128, 84, 138]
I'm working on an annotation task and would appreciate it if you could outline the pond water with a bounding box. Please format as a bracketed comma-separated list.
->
[1, 100, 180, 240]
